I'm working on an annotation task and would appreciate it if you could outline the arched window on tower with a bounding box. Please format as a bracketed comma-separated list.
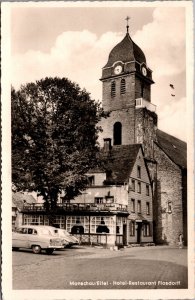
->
[113, 122, 122, 145]
[111, 81, 116, 97]
[120, 78, 126, 94]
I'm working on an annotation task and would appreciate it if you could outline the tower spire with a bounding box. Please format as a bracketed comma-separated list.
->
[125, 16, 130, 33]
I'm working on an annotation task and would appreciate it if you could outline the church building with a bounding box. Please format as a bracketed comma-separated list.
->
[16, 22, 187, 247]
[97, 22, 187, 246]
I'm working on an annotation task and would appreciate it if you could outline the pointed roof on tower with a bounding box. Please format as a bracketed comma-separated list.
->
[103, 32, 146, 68]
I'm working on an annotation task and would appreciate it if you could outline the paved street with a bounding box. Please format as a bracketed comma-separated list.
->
[12, 245, 187, 290]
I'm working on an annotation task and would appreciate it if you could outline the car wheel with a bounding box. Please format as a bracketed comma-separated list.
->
[32, 245, 41, 254]
[12, 247, 19, 251]
[45, 249, 54, 255]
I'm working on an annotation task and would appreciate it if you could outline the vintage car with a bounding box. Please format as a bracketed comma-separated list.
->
[53, 228, 79, 248]
[37, 226, 70, 248]
[12, 225, 64, 254]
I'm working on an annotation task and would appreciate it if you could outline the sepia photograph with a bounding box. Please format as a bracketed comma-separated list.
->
[1, 1, 194, 300]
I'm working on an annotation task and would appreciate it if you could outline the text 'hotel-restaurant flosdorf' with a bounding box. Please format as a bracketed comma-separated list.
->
[12, 23, 187, 248]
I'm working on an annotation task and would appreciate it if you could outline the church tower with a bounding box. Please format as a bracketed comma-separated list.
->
[99, 20, 157, 160]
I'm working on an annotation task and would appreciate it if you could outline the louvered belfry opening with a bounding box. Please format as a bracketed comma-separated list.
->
[120, 78, 126, 94]
[111, 81, 116, 97]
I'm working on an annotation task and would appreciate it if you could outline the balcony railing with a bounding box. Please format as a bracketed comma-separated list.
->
[135, 98, 156, 112]
[22, 202, 128, 213]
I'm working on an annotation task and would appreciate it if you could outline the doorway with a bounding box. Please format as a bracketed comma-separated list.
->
[137, 223, 142, 243]
[123, 224, 127, 245]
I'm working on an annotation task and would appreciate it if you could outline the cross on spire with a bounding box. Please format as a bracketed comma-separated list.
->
[125, 16, 130, 33]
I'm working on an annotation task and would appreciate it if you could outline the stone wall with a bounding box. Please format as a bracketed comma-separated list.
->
[98, 107, 135, 147]
[182, 169, 187, 246]
[153, 143, 183, 245]
[102, 74, 135, 112]
[135, 108, 158, 160]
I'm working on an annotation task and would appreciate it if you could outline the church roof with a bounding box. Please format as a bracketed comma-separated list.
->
[104, 33, 146, 68]
[99, 144, 141, 184]
[156, 129, 187, 169]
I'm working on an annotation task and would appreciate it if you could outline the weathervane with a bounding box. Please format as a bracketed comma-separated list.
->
[125, 16, 130, 33]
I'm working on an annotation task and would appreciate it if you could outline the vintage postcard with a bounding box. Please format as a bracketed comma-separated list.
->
[1, 1, 194, 300]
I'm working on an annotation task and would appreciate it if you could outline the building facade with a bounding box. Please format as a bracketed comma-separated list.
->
[15, 24, 187, 247]
[20, 144, 153, 246]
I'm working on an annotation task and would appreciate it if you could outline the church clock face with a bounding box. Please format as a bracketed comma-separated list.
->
[142, 66, 147, 76]
[114, 65, 122, 75]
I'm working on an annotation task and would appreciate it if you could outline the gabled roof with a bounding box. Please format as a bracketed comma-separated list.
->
[96, 144, 141, 184]
[156, 129, 187, 169]
[12, 192, 36, 210]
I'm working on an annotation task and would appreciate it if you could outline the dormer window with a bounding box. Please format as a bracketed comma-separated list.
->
[120, 78, 126, 94]
[111, 81, 116, 97]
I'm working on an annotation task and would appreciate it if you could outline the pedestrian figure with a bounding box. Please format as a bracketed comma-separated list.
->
[178, 233, 183, 248]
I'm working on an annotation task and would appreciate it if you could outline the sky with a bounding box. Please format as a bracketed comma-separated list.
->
[10, 3, 188, 141]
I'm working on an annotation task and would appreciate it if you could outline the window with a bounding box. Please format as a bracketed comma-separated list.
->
[23, 214, 44, 225]
[105, 196, 114, 204]
[143, 223, 151, 236]
[113, 122, 122, 145]
[12, 216, 16, 227]
[137, 182, 141, 193]
[137, 166, 141, 178]
[27, 228, 33, 234]
[129, 221, 135, 236]
[131, 199, 135, 212]
[131, 179, 135, 191]
[111, 81, 116, 97]
[88, 176, 95, 186]
[91, 216, 115, 234]
[120, 78, 126, 94]
[137, 200, 141, 214]
[116, 217, 123, 234]
[146, 202, 150, 215]
[146, 185, 149, 196]
[66, 216, 89, 234]
[95, 197, 104, 204]
[104, 138, 111, 151]
[53, 215, 65, 229]
[167, 202, 172, 213]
